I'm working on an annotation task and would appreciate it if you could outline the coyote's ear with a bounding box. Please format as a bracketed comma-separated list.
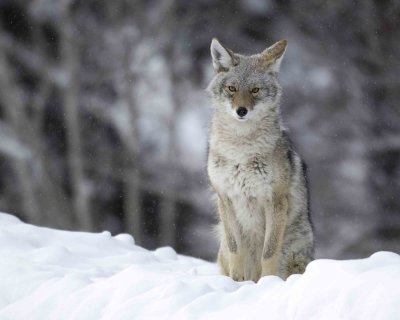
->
[260, 39, 287, 72]
[210, 38, 238, 73]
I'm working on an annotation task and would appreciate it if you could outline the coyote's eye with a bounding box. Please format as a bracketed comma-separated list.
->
[251, 88, 259, 93]
[228, 86, 236, 92]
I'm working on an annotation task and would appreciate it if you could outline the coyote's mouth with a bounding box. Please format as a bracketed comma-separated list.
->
[236, 116, 248, 122]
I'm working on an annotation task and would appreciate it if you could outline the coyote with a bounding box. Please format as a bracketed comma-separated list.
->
[207, 38, 314, 281]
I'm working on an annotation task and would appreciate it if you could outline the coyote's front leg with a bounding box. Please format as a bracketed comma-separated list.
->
[261, 194, 288, 278]
[217, 194, 244, 281]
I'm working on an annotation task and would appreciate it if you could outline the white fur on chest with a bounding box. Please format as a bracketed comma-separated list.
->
[208, 142, 274, 234]
[209, 156, 273, 198]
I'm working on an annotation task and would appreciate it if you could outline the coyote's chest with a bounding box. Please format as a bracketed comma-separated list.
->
[208, 150, 274, 200]
[208, 149, 274, 233]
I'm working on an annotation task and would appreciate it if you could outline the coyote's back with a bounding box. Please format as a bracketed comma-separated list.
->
[207, 38, 314, 281]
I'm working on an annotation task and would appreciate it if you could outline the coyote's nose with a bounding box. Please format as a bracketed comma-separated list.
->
[236, 107, 248, 117]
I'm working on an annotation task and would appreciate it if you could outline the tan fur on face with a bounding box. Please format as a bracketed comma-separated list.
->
[232, 90, 255, 111]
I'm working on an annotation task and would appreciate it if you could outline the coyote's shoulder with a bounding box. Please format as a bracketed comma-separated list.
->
[207, 38, 314, 281]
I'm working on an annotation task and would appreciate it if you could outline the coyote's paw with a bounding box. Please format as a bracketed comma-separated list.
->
[229, 267, 244, 281]
[229, 253, 244, 281]
[244, 266, 261, 282]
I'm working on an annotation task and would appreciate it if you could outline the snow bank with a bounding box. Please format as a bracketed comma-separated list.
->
[0, 212, 399, 320]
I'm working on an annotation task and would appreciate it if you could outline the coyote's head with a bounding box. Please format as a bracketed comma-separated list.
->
[207, 38, 287, 122]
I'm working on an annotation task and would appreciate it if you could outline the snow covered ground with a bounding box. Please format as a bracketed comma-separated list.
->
[1, 212, 400, 320]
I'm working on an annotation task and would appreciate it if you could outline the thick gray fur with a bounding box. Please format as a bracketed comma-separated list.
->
[207, 38, 314, 281]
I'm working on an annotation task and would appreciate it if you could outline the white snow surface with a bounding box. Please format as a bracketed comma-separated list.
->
[1, 212, 400, 320]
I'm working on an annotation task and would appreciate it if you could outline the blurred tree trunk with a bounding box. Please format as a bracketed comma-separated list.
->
[60, 6, 93, 230]
[0, 44, 43, 225]
[29, 77, 75, 229]
[159, 43, 181, 247]
[119, 33, 142, 244]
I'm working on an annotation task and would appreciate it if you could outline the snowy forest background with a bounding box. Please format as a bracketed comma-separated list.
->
[0, 0, 399, 260]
